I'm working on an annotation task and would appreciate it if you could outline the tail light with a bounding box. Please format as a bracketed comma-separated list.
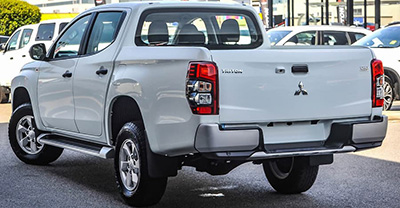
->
[371, 59, 384, 108]
[186, 62, 219, 115]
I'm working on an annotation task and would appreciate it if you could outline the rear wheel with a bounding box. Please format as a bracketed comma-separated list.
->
[263, 157, 318, 194]
[383, 75, 394, 111]
[114, 122, 167, 207]
[9, 104, 63, 165]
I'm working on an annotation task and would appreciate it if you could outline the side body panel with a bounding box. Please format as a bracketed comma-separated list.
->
[73, 9, 130, 139]
[109, 46, 217, 156]
[37, 59, 79, 132]
[11, 61, 45, 130]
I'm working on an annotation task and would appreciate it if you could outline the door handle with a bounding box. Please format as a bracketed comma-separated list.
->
[292, 65, 308, 73]
[96, 66, 108, 75]
[62, 70, 72, 78]
[22, 55, 26, 58]
[10, 57, 13, 60]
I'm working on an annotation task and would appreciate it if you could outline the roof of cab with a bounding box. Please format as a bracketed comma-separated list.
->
[85, 1, 250, 12]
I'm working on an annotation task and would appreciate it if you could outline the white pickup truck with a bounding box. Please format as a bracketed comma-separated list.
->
[9, 2, 387, 207]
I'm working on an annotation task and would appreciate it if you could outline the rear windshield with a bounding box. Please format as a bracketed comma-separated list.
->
[266, 30, 291, 45]
[135, 9, 263, 49]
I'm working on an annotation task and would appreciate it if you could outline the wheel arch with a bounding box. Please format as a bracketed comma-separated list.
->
[109, 95, 144, 146]
[12, 87, 32, 112]
[384, 67, 400, 100]
[108, 95, 181, 178]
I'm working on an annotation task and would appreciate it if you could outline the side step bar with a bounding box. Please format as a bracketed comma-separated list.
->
[37, 134, 114, 159]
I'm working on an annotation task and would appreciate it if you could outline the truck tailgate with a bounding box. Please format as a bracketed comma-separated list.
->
[211, 47, 373, 123]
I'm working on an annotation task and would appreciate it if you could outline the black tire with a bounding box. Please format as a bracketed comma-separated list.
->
[114, 122, 167, 207]
[383, 75, 394, 111]
[9, 103, 63, 165]
[263, 157, 318, 194]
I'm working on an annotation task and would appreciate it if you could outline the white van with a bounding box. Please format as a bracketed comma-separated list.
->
[0, 19, 71, 103]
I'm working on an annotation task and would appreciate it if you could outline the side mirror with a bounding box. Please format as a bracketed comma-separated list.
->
[0, 43, 5, 51]
[29, 43, 47, 61]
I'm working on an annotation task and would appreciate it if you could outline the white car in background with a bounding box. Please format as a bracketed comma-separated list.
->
[354, 23, 400, 110]
[267, 25, 371, 46]
[0, 18, 71, 103]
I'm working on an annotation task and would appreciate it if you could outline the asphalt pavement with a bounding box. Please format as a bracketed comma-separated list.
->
[0, 104, 399, 207]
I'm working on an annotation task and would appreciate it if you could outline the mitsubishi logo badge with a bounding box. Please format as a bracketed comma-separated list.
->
[294, 81, 308, 96]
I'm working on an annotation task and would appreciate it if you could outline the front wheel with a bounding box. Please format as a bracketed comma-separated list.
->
[263, 157, 318, 194]
[114, 122, 167, 207]
[9, 103, 63, 165]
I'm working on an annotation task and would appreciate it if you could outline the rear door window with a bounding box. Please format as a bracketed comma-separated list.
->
[36, 23, 55, 41]
[136, 9, 262, 49]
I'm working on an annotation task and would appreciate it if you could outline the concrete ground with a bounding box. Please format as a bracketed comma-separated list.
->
[0, 102, 399, 207]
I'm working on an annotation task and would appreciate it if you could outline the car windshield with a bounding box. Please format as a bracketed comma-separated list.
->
[266, 30, 291, 45]
[136, 9, 263, 50]
[354, 26, 400, 48]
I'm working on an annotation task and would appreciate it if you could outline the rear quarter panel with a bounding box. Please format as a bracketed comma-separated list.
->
[108, 46, 219, 156]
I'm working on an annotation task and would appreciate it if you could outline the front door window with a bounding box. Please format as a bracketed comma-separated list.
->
[53, 15, 90, 59]
[6, 30, 21, 51]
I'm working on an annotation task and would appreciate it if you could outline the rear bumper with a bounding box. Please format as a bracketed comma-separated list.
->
[194, 116, 388, 159]
[352, 116, 388, 144]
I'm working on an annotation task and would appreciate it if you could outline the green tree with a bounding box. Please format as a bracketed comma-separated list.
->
[0, 0, 41, 36]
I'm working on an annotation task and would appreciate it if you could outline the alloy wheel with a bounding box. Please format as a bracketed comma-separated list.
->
[383, 80, 393, 111]
[119, 139, 140, 192]
[16, 115, 43, 154]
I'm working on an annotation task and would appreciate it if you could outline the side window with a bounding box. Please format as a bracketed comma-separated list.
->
[53, 15, 91, 59]
[285, 31, 316, 45]
[322, 31, 349, 45]
[59, 22, 68, 34]
[36, 23, 55, 41]
[86, 12, 123, 54]
[348, 32, 366, 44]
[19, 29, 33, 49]
[6, 30, 21, 51]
